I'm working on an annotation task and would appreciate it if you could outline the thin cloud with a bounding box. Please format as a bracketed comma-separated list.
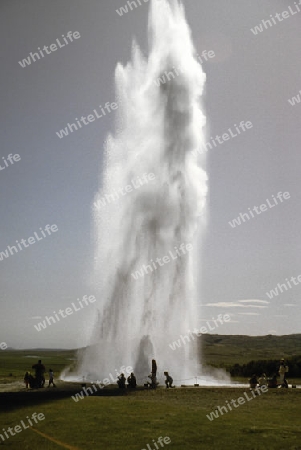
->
[200, 318, 216, 322]
[238, 312, 260, 316]
[205, 302, 267, 308]
[284, 303, 296, 307]
[238, 299, 270, 304]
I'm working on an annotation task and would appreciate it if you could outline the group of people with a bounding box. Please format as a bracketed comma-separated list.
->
[24, 359, 56, 389]
[146, 359, 174, 389]
[117, 372, 137, 388]
[249, 358, 289, 389]
[117, 359, 174, 389]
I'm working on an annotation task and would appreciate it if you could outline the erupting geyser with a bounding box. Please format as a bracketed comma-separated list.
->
[76, 0, 209, 384]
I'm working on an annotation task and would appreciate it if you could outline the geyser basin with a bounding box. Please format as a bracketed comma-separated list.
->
[71, 0, 220, 385]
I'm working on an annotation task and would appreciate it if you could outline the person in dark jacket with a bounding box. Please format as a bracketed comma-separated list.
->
[24, 372, 30, 389]
[127, 372, 137, 388]
[164, 371, 174, 388]
[32, 360, 45, 388]
[117, 373, 126, 388]
[249, 374, 258, 389]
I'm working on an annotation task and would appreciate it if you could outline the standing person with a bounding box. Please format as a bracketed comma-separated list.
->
[127, 372, 137, 388]
[278, 359, 289, 387]
[32, 360, 46, 388]
[48, 369, 56, 388]
[117, 373, 126, 388]
[24, 372, 30, 389]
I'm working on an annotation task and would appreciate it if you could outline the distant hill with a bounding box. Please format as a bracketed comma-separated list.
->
[202, 334, 301, 368]
[6, 334, 301, 368]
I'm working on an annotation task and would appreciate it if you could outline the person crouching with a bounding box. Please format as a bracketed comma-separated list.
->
[164, 371, 174, 388]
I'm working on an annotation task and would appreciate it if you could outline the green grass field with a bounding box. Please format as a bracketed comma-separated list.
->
[203, 333, 301, 367]
[1, 388, 301, 450]
[1, 336, 301, 450]
[0, 349, 75, 384]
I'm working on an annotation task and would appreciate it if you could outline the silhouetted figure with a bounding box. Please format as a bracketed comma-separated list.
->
[28, 373, 39, 389]
[249, 374, 258, 389]
[24, 372, 30, 389]
[117, 373, 126, 388]
[32, 360, 45, 388]
[48, 369, 56, 388]
[164, 371, 174, 388]
[127, 372, 137, 388]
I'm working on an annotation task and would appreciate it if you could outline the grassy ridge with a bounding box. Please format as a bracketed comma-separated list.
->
[202, 334, 301, 367]
[1, 334, 301, 383]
